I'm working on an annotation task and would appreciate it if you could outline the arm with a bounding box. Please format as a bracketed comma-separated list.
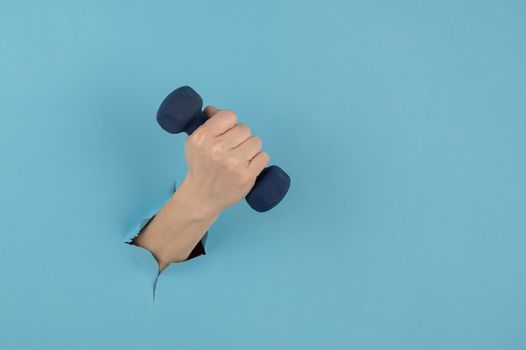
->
[133, 106, 270, 272]
[132, 179, 219, 271]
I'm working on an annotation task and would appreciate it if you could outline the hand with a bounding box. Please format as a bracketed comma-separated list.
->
[179, 106, 270, 217]
[133, 106, 270, 271]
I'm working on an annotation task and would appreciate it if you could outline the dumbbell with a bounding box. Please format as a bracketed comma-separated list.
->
[156, 86, 291, 212]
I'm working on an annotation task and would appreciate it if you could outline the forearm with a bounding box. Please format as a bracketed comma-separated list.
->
[134, 105, 269, 271]
[133, 177, 220, 271]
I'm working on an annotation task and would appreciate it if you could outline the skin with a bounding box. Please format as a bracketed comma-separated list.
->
[133, 106, 270, 271]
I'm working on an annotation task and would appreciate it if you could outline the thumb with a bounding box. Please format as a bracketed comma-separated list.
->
[204, 105, 221, 118]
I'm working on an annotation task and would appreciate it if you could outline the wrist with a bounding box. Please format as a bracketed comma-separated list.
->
[171, 177, 221, 221]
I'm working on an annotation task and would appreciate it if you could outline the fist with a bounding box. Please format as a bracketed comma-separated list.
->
[179, 106, 270, 217]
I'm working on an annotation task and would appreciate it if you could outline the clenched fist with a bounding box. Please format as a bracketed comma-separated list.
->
[181, 106, 270, 217]
[133, 106, 270, 270]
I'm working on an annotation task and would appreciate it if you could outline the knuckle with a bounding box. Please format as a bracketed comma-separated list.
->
[225, 156, 239, 170]
[252, 136, 262, 148]
[239, 123, 251, 135]
[222, 110, 237, 123]
[189, 128, 207, 146]
[209, 143, 224, 159]
[260, 151, 270, 161]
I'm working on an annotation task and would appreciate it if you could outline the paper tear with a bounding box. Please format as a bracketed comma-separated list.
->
[123, 180, 209, 300]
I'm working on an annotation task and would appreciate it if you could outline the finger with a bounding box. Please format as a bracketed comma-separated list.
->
[204, 105, 220, 118]
[248, 152, 270, 177]
[233, 136, 262, 160]
[202, 109, 237, 136]
[217, 123, 251, 149]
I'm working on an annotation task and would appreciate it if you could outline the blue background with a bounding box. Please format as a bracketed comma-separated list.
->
[1, 0, 525, 349]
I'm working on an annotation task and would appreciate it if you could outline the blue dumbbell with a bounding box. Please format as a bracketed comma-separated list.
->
[156, 86, 291, 212]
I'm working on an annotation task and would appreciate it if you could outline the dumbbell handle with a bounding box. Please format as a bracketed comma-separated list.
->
[157, 86, 291, 212]
[184, 110, 208, 135]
